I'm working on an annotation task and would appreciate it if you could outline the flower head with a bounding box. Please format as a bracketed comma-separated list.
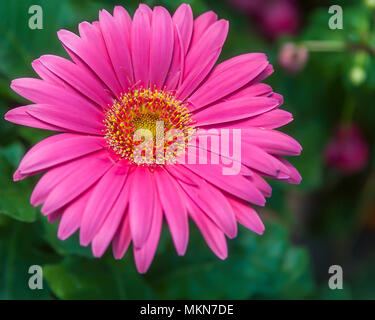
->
[325, 124, 369, 174]
[5, 4, 301, 273]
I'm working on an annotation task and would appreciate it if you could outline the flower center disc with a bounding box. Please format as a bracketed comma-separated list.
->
[104, 88, 194, 165]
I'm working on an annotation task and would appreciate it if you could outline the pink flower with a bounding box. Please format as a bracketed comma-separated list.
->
[278, 42, 308, 74]
[325, 124, 369, 174]
[5, 4, 301, 273]
[229, 0, 300, 40]
[258, 0, 300, 40]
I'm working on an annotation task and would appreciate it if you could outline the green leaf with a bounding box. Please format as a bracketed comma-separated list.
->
[316, 285, 352, 300]
[290, 120, 326, 192]
[0, 219, 58, 299]
[39, 216, 93, 258]
[0, 142, 23, 166]
[146, 222, 315, 299]
[0, 143, 36, 223]
[274, 247, 315, 299]
[0, 0, 130, 91]
[0, 188, 37, 223]
[44, 256, 155, 299]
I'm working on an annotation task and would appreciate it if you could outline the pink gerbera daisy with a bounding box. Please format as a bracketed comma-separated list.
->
[5, 3, 301, 273]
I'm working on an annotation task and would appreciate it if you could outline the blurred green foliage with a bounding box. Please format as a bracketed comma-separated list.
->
[0, 0, 374, 300]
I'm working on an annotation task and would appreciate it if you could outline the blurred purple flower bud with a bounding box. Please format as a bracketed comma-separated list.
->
[258, 0, 300, 39]
[278, 42, 309, 74]
[228, 0, 300, 40]
[324, 124, 369, 174]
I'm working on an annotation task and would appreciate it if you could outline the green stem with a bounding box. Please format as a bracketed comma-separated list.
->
[301, 40, 347, 52]
[301, 40, 375, 56]
[341, 95, 356, 125]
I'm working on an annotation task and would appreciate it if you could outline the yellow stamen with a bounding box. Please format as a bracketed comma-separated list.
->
[104, 87, 194, 165]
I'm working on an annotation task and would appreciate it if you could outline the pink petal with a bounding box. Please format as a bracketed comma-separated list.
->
[269, 92, 284, 105]
[200, 109, 294, 130]
[226, 83, 273, 100]
[99, 9, 133, 91]
[181, 151, 265, 206]
[177, 19, 229, 100]
[188, 54, 269, 110]
[164, 24, 184, 90]
[31, 59, 63, 86]
[138, 3, 153, 19]
[131, 7, 151, 87]
[47, 210, 63, 223]
[172, 4, 193, 56]
[181, 180, 237, 238]
[227, 197, 265, 235]
[177, 51, 219, 102]
[41, 151, 113, 215]
[193, 97, 279, 126]
[250, 64, 274, 85]
[190, 11, 218, 49]
[241, 143, 291, 178]
[133, 196, 163, 273]
[276, 157, 302, 184]
[149, 6, 174, 88]
[57, 27, 122, 97]
[113, 6, 132, 33]
[112, 212, 131, 259]
[80, 164, 129, 246]
[11, 78, 101, 113]
[165, 4, 193, 90]
[57, 189, 93, 240]
[30, 159, 84, 205]
[17, 134, 105, 176]
[246, 172, 272, 198]
[91, 172, 130, 257]
[187, 198, 228, 259]
[164, 164, 201, 187]
[77, 22, 123, 92]
[26, 104, 104, 135]
[154, 169, 189, 255]
[128, 167, 155, 249]
[4, 106, 64, 132]
[114, 5, 132, 26]
[37, 55, 112, 107]
[241, 109, 293, 129]
[241, 128, 302, 156]
[179, 142, 252, 176]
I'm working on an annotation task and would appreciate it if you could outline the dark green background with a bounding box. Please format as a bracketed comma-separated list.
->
[0, 0, 374, 299]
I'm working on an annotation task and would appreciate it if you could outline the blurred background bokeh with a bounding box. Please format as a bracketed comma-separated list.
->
[0, 0, 374, 299]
